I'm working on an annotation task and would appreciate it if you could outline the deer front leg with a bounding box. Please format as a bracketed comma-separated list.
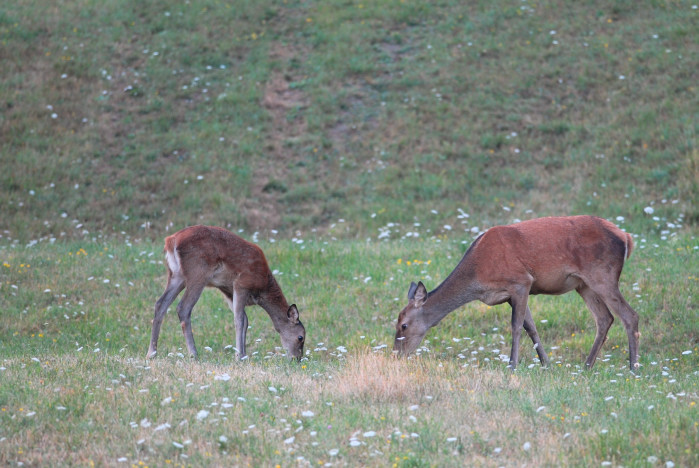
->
[236, 308, 249, 360]
[522, 305, 549, 367]
[508, 294, 530, 370]
[225, 291, 249, 359]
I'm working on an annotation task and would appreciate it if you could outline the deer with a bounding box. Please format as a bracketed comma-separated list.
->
[393, 215, 640, 371]
[147, 225, 306, 361]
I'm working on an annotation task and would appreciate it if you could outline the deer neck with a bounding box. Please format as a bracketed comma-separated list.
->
[257, 276, 290, 329]
[422, 251, 480, 328]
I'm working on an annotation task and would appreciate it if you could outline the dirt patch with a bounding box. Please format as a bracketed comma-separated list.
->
[377, 42, 406, 63]
[244, 43, 311, 230]
[262, 73, 308, 150]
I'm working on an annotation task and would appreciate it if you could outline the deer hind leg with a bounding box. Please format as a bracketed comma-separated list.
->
[522, 305, 549, 367]
[223, 290, 250, 360]
[577, 285, 614, 369]
[590, 283, 640, 370]
[148, 275, 185, 358]
[175, 281, 206, 359]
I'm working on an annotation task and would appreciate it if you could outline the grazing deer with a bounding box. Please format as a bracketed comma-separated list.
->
[393, 216, 640, 370]
[147, 225, 306, 361]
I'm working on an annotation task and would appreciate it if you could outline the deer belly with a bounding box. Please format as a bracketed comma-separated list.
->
[530, 274, 581, 295]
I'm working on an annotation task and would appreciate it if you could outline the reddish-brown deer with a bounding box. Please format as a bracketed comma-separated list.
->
[393, 216, 640, 370]
[147, 225, 306, 361]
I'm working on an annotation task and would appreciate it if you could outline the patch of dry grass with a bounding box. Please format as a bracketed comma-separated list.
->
[330, 351, 442, 403]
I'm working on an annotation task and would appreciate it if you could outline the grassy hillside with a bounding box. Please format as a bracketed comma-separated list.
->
[1, 0, 697, 242]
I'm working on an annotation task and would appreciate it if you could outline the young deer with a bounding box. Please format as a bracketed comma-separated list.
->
[393, 216, 640, 370]
[147, 225, 306, 361]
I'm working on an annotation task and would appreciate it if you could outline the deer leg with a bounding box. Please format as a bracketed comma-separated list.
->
[522, 305, 549, 366]
[592, 284, 640, 370]
[577, 285, 614, 369]
[147, 276, 185, 358]
[508, 293, 530, 370]
[223, 290, 250, 360]
[175, 282, 205, 359]
[237, 303, 249, 359]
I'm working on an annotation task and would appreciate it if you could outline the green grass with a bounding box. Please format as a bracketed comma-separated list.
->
[1, 0, 698, 466]
[1, 0, 697, 242]
[0, 231, 697, 466]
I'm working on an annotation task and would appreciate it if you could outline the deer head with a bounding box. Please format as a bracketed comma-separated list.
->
[393, 281, 431, 355]
[278, 304, 305, 360]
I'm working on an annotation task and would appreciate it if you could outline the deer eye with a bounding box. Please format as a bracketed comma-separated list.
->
[401, 323, 407, 330]
[298, 335, 304, 342]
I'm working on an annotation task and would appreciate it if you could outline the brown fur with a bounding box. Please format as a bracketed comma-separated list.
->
[148, 226, 305, 360]
[394, 216, 639, 370]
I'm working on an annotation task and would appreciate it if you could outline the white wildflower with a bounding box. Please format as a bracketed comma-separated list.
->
[154, 423, 171, 432]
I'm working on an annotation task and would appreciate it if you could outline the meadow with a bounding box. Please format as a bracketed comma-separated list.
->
[1, 0, 697, 466]
[1, 222, 697, 466]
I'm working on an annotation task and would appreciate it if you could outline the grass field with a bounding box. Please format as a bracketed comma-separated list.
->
[1, 228, 697, 466]
[1, 0, 698, 466]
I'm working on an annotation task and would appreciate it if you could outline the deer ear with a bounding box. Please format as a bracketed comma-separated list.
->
[287, 304, 299, 323]
[413, 281, 427, 306]
[408, 282, 418, 300]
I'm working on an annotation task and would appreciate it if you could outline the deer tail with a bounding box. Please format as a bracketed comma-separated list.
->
[164, 235, 181, 274]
